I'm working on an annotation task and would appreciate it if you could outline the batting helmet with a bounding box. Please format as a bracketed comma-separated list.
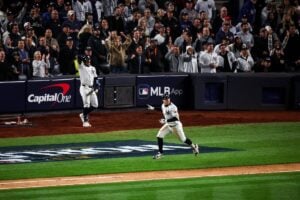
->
[162, 93, 170, 100]
[82, 55, 91, 63]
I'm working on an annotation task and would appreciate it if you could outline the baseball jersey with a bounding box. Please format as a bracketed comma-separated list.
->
[161, 102, 180, 124]
[79, 63, 97, 86]
[237, 55, 254, 72]
[199, 50, 219, 73]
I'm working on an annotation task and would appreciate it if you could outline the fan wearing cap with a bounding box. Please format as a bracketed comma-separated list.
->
[199, 39, 219, 73]
[62, 9, 82, 40]
[178, 45, 199, 73]
[179, 0, 198, 23]
[73, 0, 93, 22]
[215, 20, 235, 45]
[78, 55, 99, 128]
[2, 2, 27, 33]
[253, 56, 273, 72]
[194, 0, 216, 21]
[236, 43, 254, 72]
[235, 22, 254, 50]
[235, 14, 253, 33]
[58, 36, 77, 75]
[145, 38, 164, 72]
[269, 45, 286, 72]
[217, 42, 238, 72]
[147, 93, 199, 159]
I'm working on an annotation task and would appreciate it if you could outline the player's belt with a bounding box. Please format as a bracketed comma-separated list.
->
[81, 84, 93, 88]
[167, 117, 178, 122]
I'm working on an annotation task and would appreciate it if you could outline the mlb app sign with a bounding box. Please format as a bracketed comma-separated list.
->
[136, 75, 189, 107]
[138, 84, 182, 99]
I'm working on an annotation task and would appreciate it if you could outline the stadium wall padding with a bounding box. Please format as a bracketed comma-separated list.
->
[0, 73, 299, 113]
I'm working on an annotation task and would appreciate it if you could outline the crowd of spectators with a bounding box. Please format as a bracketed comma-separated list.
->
[0, 0, 300, 81]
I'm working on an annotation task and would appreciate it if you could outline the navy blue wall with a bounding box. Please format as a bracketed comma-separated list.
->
[0, 73, 299, 113]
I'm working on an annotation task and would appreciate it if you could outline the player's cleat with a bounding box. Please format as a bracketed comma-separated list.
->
[153, 152, 163, 159]
[83, 121, 92, 128]
[79, 113, 84, 123]
[192, 144, 199, 156]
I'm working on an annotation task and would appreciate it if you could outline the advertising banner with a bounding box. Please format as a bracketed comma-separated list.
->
[0, 81, 26, 113]
[75, 77, 104, 108]
[26, 79, 75, 111]
[136, 75, 189, 107]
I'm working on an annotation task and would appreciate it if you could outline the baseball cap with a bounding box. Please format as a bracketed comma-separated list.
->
[150, 38, 158, 42]
[265, 25, 272, 32]
[186, 45, 193, 51]
[66, 36, 73, 41]
[205, 38, 214, 45]
[162, 93, 170, 100]
[65, 1, 71, 6]
[12, 51, 19, 57]
[241, 43, 248, 50]
[82, 55, 91, 62]
[93, 26, 100, 31]
[242, 14, 248, 19]
[33, 3, 40, 8]
[6, 9, 13, 16]
[24, 22, 31, 28]
[85, 46, 92, 51]
[47, 2, 56, 8]
[186, 0, 193, 3]
[67, 10, 75, 16]
[234, 34, 240, 39]
[265, 56, 271, 62]
[62, 23, 71, 28]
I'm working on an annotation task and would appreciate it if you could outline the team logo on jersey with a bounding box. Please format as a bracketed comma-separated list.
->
[0, 140, 236, 164]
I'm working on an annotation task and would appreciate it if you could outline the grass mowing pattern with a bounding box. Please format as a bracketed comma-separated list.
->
[0, 122, 299, 180]
[0, 172, 299, 200]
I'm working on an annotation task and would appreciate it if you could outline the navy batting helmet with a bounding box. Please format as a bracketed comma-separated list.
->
[82, 55, 91, 63]
[162, 93, 170, 100]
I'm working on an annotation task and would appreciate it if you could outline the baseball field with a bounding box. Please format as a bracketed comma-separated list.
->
[0, 110, 299, 199]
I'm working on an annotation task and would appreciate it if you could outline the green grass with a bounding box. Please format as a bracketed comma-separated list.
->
[0, 172, 299, 200]
[0, 122, 299, 180]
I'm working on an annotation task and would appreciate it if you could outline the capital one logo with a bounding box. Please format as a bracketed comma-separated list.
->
[27, 83, 72, 105]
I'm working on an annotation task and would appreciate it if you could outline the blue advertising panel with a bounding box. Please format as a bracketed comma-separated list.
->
[136, 75, 189, 107]
[0, 81, 26, 113]
[74, 77, 104, 108]
[26, 79, 75, 111]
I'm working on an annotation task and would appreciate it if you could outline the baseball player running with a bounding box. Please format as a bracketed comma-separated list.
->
[147, 93, 199, 159]
[79, 56, 100, 127]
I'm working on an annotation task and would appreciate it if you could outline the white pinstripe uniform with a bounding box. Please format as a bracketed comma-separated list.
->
[152, 94, 199, 159]
[157, 102, 186, 142]
[79, 62, 99, 109]
[153, 95, 199, 159]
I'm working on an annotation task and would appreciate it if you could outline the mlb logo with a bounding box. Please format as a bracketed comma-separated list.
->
[138, 84, 150, 99]
[139, 88, 149, 95]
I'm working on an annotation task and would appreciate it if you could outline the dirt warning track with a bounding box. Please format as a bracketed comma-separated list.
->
[0, 163, 299, 190]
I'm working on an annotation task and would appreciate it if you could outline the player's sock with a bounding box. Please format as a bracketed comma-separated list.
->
[184, 138, 192, 146]
[87, 106, 96, 115]
[157, 137, 163, 154]
[83, 108, 89, 122]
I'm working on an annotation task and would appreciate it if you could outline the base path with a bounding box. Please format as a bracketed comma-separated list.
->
[0, 110, 300, 138]
[0, 163, 299, 190]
